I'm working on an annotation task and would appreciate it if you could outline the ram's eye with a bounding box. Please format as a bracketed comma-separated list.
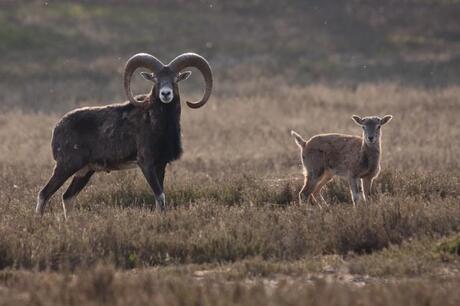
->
[377, 126, 381, 130]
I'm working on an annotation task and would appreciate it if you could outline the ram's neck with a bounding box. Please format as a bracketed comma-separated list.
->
[148, 94, 181, 117]
[147, 85, 181, 115]
[146, 95, 183, 163]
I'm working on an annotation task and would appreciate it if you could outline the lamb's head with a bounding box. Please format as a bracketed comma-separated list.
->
[123, 52, 213, 108]
[352, 115, 392, 145]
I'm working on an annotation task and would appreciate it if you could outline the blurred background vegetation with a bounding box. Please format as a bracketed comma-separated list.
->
[0, 3, 459, 303]
[1, 0, 460, 112]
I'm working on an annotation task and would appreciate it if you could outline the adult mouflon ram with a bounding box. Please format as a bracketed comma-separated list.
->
[36, 52, 213, 218]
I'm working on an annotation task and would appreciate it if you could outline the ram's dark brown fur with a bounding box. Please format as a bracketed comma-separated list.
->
[36, 52, 212, 218]
[52, 96, 182, 171]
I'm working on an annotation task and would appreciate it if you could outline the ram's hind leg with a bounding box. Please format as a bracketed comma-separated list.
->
[62, 169, 95, 219]
[36, 163, 81, 216]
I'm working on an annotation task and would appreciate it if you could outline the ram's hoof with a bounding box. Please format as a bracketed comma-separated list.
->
[155, 193, 166, 212]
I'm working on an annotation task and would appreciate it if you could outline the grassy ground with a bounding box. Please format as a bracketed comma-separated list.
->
[1, 1, 460, 305]
[1, 265, 460, 306]
[0, 84, 459, 304]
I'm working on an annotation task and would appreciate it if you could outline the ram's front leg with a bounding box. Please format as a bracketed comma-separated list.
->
[138, 160, 166, 212]
[155, 162, 167, 189]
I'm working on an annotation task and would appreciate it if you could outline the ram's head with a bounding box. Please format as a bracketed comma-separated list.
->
[123, 53, 213, 108]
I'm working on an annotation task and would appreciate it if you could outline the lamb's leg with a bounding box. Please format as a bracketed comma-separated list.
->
[61, 170, 95, 219]
[36, 164, 80, 216]
[362, 176, 373, 203]
[312, 173, 333, 207]
[299, 173, 321, 207]
[299, 176, 307, 204]
[309, 194, 322, 209]
[348, 177, 363, 208]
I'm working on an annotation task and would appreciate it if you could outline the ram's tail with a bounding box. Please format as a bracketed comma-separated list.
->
[290, 130, 307, 148]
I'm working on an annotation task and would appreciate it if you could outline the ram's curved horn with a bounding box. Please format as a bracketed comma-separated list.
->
[124, 53, 165, 107]
[168, 53, 213, 109]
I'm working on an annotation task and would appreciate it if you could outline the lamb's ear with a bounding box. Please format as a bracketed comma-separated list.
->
[380, 115, 393, 125]
[140, 72, 156, 82]
[291, 130, 307, 148]
[352, 115, 363, 125]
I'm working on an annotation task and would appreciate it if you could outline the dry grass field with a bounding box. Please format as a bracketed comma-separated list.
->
[1, 83, 459, 305]
[1, 1, 460, 305]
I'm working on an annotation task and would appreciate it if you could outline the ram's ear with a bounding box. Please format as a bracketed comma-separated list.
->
[176, 71, 192, 82]
[380, 115, 393, 125]
[140, 72, 156, 82]
[352, 115, 363, 125]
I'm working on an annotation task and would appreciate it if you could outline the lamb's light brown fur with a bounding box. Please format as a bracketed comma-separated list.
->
[291, 114, 392, 208]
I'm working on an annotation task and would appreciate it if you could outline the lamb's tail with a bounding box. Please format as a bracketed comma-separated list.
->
[290, 130, 307, 148]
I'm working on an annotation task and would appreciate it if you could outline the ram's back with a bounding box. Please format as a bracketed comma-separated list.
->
[51, 102, 138, 165]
